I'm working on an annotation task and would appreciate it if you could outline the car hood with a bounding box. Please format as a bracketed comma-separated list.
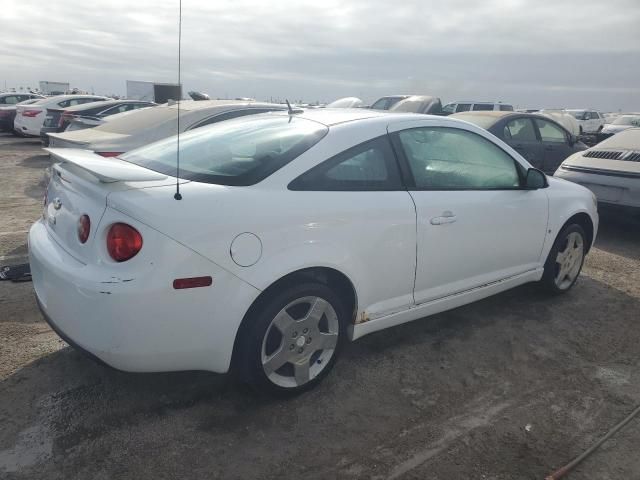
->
[562, 151, 640, 175]
[601, 124, 632, 134]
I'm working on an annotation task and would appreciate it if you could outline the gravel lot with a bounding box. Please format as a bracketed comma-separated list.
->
[1, 132, 639, 479]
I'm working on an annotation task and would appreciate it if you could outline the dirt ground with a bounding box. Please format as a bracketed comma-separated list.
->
[1, 132, 639, 479]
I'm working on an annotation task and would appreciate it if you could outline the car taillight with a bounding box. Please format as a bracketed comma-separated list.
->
[77, 214, 90, 244]
[22, 109, 42, 117]
[106, 223, 143, 262]
[96, 152, 123, 157]
[59, 112, 73, 127]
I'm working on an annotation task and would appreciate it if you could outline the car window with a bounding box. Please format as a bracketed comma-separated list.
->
[191, 108, 282, 129]
[397, 127, 520, 190]
[472, 104, 494, 111]
[499, 104, 514, 111]
[590, 112, 600, 119]
[1, 96, 21, 104]
[535, 119, 566, 143]
[371, 98, 392, 110]
[456, 103, 471, 112]
[121, 116, 328, 186]
[289, 136, 402, 191]
[504, 118, 537, 142]
[442, 103, 456, 114]
[582, 112, 591, 120]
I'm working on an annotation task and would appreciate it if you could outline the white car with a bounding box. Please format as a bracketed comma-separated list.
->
[565, 109, 606, 134]
[47, 100, 287, 156]
[555, 128, 640, 209]
[600, 114, 640, 136]
[30, 109, 598, 394]
[326, 97, 364, 108]
[14, 94, 109, 136]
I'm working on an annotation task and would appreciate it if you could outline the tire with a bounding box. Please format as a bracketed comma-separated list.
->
[541, 224, 587, 294]
[579, 126, 583, 135]
[235, 282, 347, 396]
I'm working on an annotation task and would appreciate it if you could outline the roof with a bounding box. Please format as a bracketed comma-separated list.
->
[291, 108, 389, 126]
[166, 99, 280, 112]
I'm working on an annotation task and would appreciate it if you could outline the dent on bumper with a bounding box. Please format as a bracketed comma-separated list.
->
[29, 220, 261, 374]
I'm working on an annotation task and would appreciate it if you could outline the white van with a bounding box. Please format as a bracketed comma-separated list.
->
[442, 101, 514, 114]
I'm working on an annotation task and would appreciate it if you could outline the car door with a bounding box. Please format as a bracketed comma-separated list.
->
[501, 117, 544, 169]
[289, 135, 417, 318]
[389, 121, 548, 305]
[534, 118, 573, 174]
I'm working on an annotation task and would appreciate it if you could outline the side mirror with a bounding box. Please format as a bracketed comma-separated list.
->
[525, 168, 548, 189]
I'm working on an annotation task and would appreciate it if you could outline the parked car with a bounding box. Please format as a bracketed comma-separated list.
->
[47, 100, 288, 155]
[32, 109, 597, 395]
[0, 92, 44, 106]
[370, 95, 410, 110]
[452, 111, 586, 174]
[389, 95, 444, 115]
[442, 101, 514, 114]
[600, 114, 640, 137]
[555, 128, 640, 210]
[14, 95, 109, 137]
[565, 109, 606, 134]
[40, 99, 157, 145]
[326, 97, 364, 108]
[0, 98, 43, 132]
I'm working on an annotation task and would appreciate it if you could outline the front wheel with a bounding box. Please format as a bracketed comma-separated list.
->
[541, 224, 587, 294]
[236, 283, 347, 395]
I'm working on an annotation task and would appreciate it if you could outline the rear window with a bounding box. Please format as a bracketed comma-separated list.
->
[120, 116, 328, 186]
[472, 104, 494, 111]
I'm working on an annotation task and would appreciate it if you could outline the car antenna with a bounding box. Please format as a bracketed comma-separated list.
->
[174, 0, 183, 200]
[286, 99, 294, 115]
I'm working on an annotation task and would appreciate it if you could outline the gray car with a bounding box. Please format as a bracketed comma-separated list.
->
[47, 100, 288, 156]
[554, 128, 640, 210]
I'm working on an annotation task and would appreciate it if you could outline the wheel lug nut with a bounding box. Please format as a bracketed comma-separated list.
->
[303, 328, 308, 334]
[306, 337, 312, 344]
[298, 348, 303, 353]
[289, 344, 294, 350]
[292, 331, 297, 338]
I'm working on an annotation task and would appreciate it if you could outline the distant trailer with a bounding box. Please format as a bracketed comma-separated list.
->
[126, 81, 182, 104]
[39, 81, 70, 95]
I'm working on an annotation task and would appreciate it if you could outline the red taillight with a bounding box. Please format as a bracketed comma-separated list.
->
[173, 276, 213, 290]
[59, 112, 73, 127]
[106, 223, 143, 262]
[77, 214, 91, 244]
[22, 109, 42, 117]
[96, 152, 123, 158]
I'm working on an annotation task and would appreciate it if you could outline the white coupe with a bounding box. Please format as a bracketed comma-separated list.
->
[29, 109, 598, 394]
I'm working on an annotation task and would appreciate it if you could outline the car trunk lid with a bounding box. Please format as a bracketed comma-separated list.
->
[43, 148, 172, 263]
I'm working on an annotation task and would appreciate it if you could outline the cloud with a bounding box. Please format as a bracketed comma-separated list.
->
[1, 0, 639, 109]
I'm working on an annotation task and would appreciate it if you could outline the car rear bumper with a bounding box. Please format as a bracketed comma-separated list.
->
[29, 219, 261, 373]
[555, 166, 640, 208]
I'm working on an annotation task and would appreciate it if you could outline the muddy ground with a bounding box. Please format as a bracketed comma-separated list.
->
[1, 132, 639, 479]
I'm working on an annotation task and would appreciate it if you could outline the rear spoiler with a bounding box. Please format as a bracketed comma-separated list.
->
[45, 148, 168, 183]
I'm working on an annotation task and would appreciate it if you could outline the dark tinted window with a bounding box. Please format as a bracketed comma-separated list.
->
[289, 136, 402, 191]
[504, 118, 537, 142]
[472, 104, 494, 111]
[456, 103, 471, 112]
[442, 103, 456, 114]
[1, 96, 21, 104]
[398, 127, 520, 190]
[121, 116, 328, 186]
[499, 104, 514, 111]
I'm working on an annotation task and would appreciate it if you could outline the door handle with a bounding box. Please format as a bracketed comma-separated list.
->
[430, 211, 457, 225]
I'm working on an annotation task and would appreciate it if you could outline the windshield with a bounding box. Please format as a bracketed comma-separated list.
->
[120, 115, 328, 186]
[327, 97, 363, 108]
[612, 115, 640, 126]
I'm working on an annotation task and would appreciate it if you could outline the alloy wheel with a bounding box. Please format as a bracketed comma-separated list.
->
[554, 231, 584, 290]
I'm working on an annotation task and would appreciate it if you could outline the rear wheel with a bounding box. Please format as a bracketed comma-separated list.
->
[541, 224, 586, 294]
[237, 283, 346, 395]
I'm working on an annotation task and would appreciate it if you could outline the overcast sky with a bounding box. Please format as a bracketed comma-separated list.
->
[2, 0, 639, 110]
